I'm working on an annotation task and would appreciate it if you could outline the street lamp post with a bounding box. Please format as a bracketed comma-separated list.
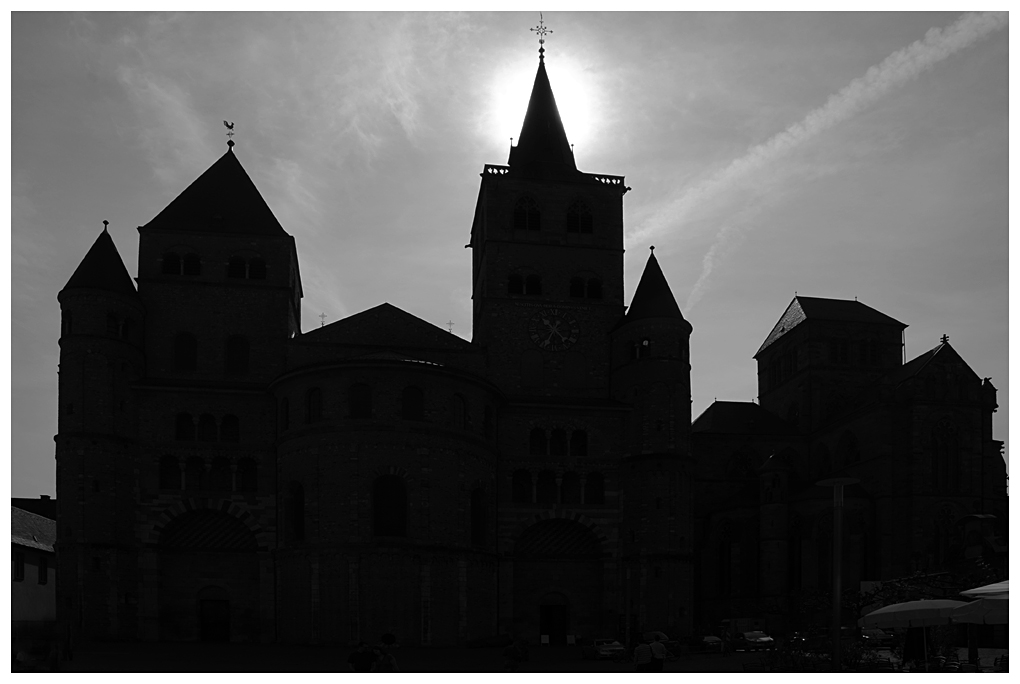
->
[817, 477, 859, 673]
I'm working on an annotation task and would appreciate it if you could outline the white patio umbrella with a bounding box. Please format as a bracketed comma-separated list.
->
[950, 598, 1008, 625]
[960, 580, 1008, 600]
[858, 599, 968, 629]
[859, 599, 968, 671]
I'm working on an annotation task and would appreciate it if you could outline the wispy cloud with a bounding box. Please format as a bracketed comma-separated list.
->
[116, 64, 212, 187]
[630, 11, 1007, 311]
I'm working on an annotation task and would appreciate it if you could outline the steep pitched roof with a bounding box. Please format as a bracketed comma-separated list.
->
[302, 303, 475, 352]
[12, 506, 56, 553]
[62, 228, 139, 297]
[140, 147, 287, 236]
[883, 339, 979, 387]
[622, 250, 687, 324]
[691, 401, 794, 435]
[507, 57, 579, 179]
[756, 296, 906, 357]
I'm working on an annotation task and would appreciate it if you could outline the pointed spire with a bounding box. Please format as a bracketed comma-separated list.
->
[140, 148, 287, 236]
[62, 224, 138, 297]
[625, 247, 687, 323]
[507, 36, 578, 179]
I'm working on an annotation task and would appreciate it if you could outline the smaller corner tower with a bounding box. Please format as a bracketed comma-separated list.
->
[55, 223, 145, 641]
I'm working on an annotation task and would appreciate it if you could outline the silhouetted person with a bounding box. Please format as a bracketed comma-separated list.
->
[649, 634, 666, 670]
[348, 642, 377, 672]
[633, 640, 653, 672]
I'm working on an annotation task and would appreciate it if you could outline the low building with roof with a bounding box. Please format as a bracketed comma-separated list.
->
[12, 506, 58, 649]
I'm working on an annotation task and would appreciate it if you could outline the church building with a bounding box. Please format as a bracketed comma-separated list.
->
[54, 44, 1005, 647]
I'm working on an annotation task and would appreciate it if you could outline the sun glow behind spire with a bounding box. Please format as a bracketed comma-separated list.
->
[485, 54, 599, 157]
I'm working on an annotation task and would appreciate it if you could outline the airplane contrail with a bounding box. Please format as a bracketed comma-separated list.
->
[632, 11, 1007, 312]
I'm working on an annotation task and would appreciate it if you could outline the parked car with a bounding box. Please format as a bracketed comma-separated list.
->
[860, 628, 894, 647]
[689, 635, 724, 653]
[732, 631, 774, 651]
[581, 638, 626, 660]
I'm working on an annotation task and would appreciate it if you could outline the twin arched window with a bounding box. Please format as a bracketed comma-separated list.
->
[529, 428, 588, 456]
[513, 197, 541, 231]
[227, 256, 267, 280]
[566, 200, 593, 234]
[161, 252, 201, 276]
[508, 274, 543, 296]
[175, 413, 240, 442]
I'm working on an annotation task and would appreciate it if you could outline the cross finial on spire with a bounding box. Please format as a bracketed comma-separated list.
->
[319, 312, 327, 328]
[530, 13, 552, 62]
[940, 334, 949, 344]
[447, 320, 455, 334]
[223, 120, 235, 149]
[649, 245, 655, 253]
[102, 220, 109, 232]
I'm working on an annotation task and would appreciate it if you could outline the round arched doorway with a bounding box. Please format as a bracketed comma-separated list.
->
[513, 518, 605, 644]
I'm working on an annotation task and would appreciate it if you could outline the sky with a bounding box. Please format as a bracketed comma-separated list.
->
[10, 11, 1009, 497]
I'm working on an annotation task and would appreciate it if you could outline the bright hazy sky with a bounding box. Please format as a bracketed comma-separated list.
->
[10, 11, 1009, 497]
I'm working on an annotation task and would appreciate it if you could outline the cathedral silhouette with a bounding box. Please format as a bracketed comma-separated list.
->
[55, 45, 1006, 647]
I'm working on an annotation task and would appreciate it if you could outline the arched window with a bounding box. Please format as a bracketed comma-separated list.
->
[237, 458, 257, 492]
[449, 394, 467, 430]
[569, 277, 585, 298]
[570, 430, 588, 457]
[185, 457, 205, 491]
[511, 470, 532, 503]
[182, 253, 201, 276]
[209, 457, 231, 492]
[549, 429, 568, 456]
[402, 386, 424, 421]
[470, 488, 487, 547]
[227, 257, 247, 279]
[279, 398, 290, 432]
[566, 200, 593, 234]
[106, 313, 119, 337]
[224, 335, 250, 376]
[536, 471, 557, 504]
[287, 481, 305, 543]
[586, 278, 603, 300]
[220, 414, 239, 443]
[584, 472, 605, 505]
[349, 383, 372, 419]
[373, 475, 407, 537]
[197, 414, 218, 442]
[305, 387, 323, 423]
[159, 455, 180, 490]
[931, 419, 959, 494]
[525, 275, 542, 296]
[175, 413, 195, 441]
[162, 252, 182, 275]
[561, 471, 581, 504]
[529, 428, 547, 456]
[173, 333, 197, 372]
[508, 274, 524, 295]
[248, 258, 267, 280]
[513, 197, 541, 231]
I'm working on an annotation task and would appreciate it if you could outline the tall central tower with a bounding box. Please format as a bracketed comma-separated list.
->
[469, 48, 629, 399]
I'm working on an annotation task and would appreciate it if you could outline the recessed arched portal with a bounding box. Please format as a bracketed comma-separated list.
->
[513, 518, 605, 645]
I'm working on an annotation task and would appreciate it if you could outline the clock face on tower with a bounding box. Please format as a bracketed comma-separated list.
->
[528, 308, 580, 351]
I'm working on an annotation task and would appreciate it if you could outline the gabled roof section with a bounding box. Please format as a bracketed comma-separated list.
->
[12, 506, 56, 553]
[62, 228, 139, 297]
[755, 296, 906, 357]
[691, 401, 794, 436]
[140, 148, 287, 236]
[884, 339, 979, 387]
[621, 250, 687, 324]
[507, 57, 579, 179]
[301, 303, 476, 352]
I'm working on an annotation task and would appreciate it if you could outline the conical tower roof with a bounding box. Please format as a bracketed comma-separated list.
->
[623, 249, 687, 323]
[62, 226, 138, 297]
[508, 56, 579, 179]
[140, 147, 287, 236]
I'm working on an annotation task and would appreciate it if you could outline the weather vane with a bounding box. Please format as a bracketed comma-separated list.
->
[223, 120, 235, 148]
[530, 13, 552, 61]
